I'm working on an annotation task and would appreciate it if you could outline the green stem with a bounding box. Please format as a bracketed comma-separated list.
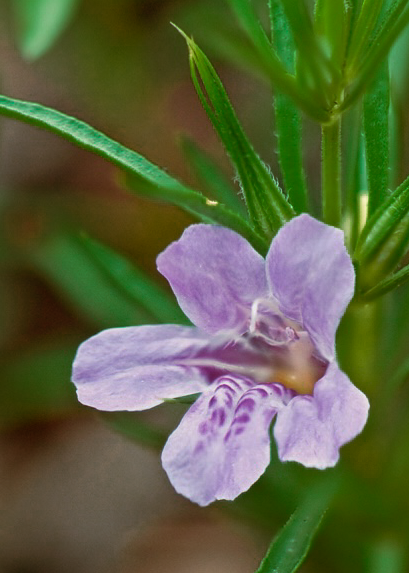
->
[322, 118, 342, 227]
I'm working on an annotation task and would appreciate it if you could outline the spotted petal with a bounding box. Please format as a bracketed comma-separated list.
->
[157, 224, 268, 334]
[273, 363, 369, 468]
[266, 214, 355, 360]
[72, 325, 213, 411]
[162, 376, 291, 506]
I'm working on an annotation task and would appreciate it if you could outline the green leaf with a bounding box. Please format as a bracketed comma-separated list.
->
[180, 136, 248, 217]
[363, 59, 390, 215]
[24, 232, 156, 328]
[177, 30, 295, 238]
[269, 0, 309, 213]
[346, 0, 384, 74]
[279, 0, 337, 106]
[344, 105, 367, 251]
[315, 0, 350, 68]
[354, 173, 409, 264]
[255, 476, 338, 573]
[79, 235, 188, 325]
[389, 21, 409, 187]
[361, 257, 409, 300]
[222, 1, 330, 121]
[101, 412, 167, 451]
[0, 93, 267, 254]
[341, 0, 409, 111]
[11, 0, 80, 60]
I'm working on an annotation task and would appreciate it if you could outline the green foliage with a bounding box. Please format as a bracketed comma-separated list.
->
[355, 172, 409, 266]
[315, 0, 350, 69]
[279, 0, 337, 108]
[346, 0, 384, 75]
[255, 475, 338, 573]
[223, 0, 330, 121]
[180, 136, 248, 217]
[361, 257, 409, 299]
[24, 232, 155, 328]
[4, 2, 409, 570]
[178, 30, 295, 238]
[11, 0, 80, 60]
[364, 60, 390, 215]
[101, 412, 167, 451]
[0, 93, 267, 254]
[79, 236, 188, 325]
[342, 0, 409, 110]
[269, 0, 309, 213]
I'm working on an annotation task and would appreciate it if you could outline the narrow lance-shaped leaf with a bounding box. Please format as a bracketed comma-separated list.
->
[359, 213, 409, 293]
[269, 0, 309, 213]
[341, 0, 409, 111]
[315, 0, 350, 69]
[362, 258, 409, 300]
[180, 135, 248, 217]
[255, 476, 338, 573]
[0, 94, 267, 254]
[389, 22, 409, 187]
[344, 105, 366, 251]
[280, 0, 337, 107]
[345, 0, 384, 74]
[223, 0, 330, 121]
[12, 0, 80, 60]
[177, 30, 295, 238]
[79, 235, 189, 325]
[354, 172, 409, 264]
[363, 59, 390, 215]
[24, 233, 156, 328]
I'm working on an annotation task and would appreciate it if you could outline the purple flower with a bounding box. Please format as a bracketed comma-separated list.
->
[72, 214, 369, 506]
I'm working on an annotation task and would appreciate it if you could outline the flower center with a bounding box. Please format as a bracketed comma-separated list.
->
[246, 298, 327, 395]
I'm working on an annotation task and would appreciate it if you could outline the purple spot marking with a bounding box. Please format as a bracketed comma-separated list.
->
[236, 398, 255, 413]
[218, 408, 227, 426]
[234, 413, 250, 424]
[194, 441, 205, 454]
[199, 421, 208, 435]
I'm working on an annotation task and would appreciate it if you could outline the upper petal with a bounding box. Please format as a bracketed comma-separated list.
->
[162, 376, 289, 506]
[273, 363, 369, 468]
[266, 214, 355, 360]
[157, 224, 268, 334]
[72, 324, 212, 411]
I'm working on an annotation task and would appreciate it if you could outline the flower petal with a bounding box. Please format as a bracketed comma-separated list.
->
[266, 214, 355, 360]
[161, 376, 289, 506]
[157, 224, 268, 334]
[72, 325, 213, 411]
[273, 363, 369, 468]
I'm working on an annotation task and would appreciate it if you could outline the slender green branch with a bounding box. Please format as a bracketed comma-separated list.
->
[322, 118, 342, 227]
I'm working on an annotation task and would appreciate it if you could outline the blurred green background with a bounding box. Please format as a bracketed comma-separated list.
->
[0, 1, 282, 571]
[2, 1, 409, 572]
